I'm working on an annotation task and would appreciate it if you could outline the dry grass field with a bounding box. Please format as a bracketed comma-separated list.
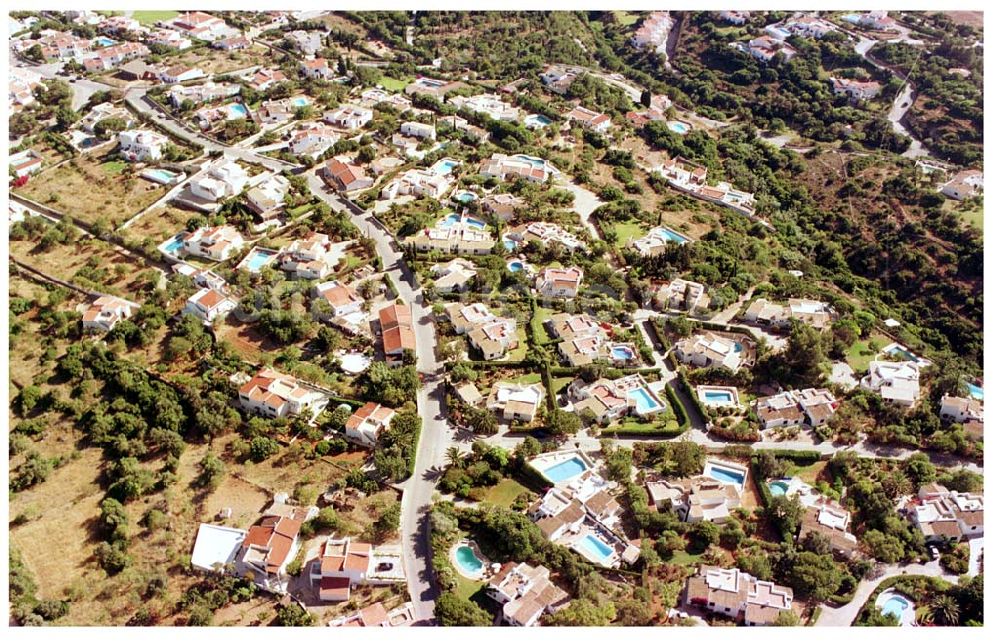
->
[14, 155, 168, 227]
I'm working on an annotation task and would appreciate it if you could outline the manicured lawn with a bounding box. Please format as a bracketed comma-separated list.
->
[614, 11, 642, 26]
[551, 376, 574, 394]
[530, 305, 555, 344]
[669, 550, 703, 567]
[507, 326, 529, 361]
[514, 373, 542, 385]
[133, 10, 179, 25]
[784, 461, 827, 484]
[379, 75, 412, 92]
[454, 573, 484, 601]
[480, 479, 530, 508]
[101, 160, 127, 176]
[613, 220, 648, 247]
[844, 332, 892, 371]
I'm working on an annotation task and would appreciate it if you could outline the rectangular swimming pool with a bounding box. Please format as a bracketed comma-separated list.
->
[705, 391, 734, 403]
[225, 103, 249, 119]
[542, 456, 588, 483]
[576, 534, 614, 564]
[709, 466, 745, 487]
[966, 382, 984, 400]
[243, 250, 275, 272]
[162, 236, 185, 254]
[627, 387, 663, 413]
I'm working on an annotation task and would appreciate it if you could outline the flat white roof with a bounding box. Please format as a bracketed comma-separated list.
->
[191, 523, 247, 573]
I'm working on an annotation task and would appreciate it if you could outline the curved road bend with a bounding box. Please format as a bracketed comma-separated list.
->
[306, 173, 448, 624]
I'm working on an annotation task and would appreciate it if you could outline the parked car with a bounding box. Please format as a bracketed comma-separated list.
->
[929, 545, 940, 559]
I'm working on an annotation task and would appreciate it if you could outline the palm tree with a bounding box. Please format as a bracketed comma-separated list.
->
[445, 446, 462, 468]
[929, 594, 960, 626]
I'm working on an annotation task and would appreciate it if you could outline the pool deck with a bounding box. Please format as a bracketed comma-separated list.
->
[449, 540, 490, 580]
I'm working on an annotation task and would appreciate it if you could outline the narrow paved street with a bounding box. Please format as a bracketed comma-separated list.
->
[814, 560, 959, 626]
[306, 172, 448, 624]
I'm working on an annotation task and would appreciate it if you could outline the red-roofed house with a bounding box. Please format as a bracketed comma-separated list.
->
[81, 295, 140, 333]
[378, 304, 416, 366]
[183, 286, 237, 323]
[322, 159, 373, 192]
[344, 402, 397, 447]
[237, 367, 328, 420]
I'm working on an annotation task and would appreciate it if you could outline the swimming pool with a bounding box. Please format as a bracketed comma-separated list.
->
[513, 154, 546, 169]
[524, 114, 553, 129]
[887, 346, 919, 362]
[705, 391, 735, 404]
[576, 534, 614, 565]
[627, 387, 663, 414]
[508, 260, 524, 273]
[543, 456, 588, 483]
[94, 36, 116, 47]
[454, 545, 485, 576]
[432, 159, 459, 175]
[966, 382, 984, 400]
[610, 346, 636, 361]
[465, 217, 486, 230]
[225, 103, 249, 119]
[733, 343, 743, 353]
[454, 191, 477, 204]
[161, 235, 185, 255]
[708, 466, 745, 487]
[141, 168, 183, 185]
[243, 250, 276, 272]
[290, 96, 309, 107]
[502, 236, 517, 252]
[654, 227, 690, 244]
[666, 120, 690, 135]
[881, 596, 911, 620]
[768, 481, 789, 496]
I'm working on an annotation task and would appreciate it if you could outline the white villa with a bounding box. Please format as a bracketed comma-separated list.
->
[279, 232, 342, 280]
[81, 295, 139, 333]
[430, 258, 477, 292]
[323, 104, 373, 131]
[344, 402, 396, 448]
[448, 93, 519, 121]
[653, 278, 710, 313]
[508, 221, 584, 251]
[486, 562, 569, 627]
[861, 360, 921, 407]
[479, 153, 559, 184]
[180, 225, 246, 261]
[755, 388, 838, 430]
[118, 129, 168, 161]
[673, 332, 743, 372]
[535, 266, 584, 299]
[906, 483, 984, 543]
[313, 281, 364, 319]
[237, 367, 328, 421]
[686, 566, 794, 626]
[183, 287, 238, 323]
[189, 161, 249, 203]
[486, 382, 545, 423]
[381, 168, 452, 199]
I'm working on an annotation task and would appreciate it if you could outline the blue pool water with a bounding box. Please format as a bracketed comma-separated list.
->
[611, 346, 635, 360]
[508, 261, 524, 273]
[667, 120, 690, 135]
[966, 382, 984, 400]
[162, 236, 185, 254]
[543, 457, 588, 483]
[887, 346, 919, 362]
[226, 103, 249, 119]
[842, 14, 861, 24]
[433, 159, 459, 175]
[95, 36, 116, 47]
[524, 114, 552, 128]
[244, 251, 274, 272]
[144, 168, 180, 183]
[654, 227, 690, 244]
[709, 466, 745, 487]
[503, 237, 517, 252]
[704, 391, 735, 403]
[577, 535, 614, 563]
[513, 154, 546, 169]
[290, 96, 309, 107]
[454, 191, 477, 203]
[733, 343, 744, 353]
[768, 481, 789, 496]
[881, 596, 910, 620]
[454, 545, 484, 575]
[627, 387, 662, 413]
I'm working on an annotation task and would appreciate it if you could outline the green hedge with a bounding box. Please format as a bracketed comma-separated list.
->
[600, 423, 686, 438]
